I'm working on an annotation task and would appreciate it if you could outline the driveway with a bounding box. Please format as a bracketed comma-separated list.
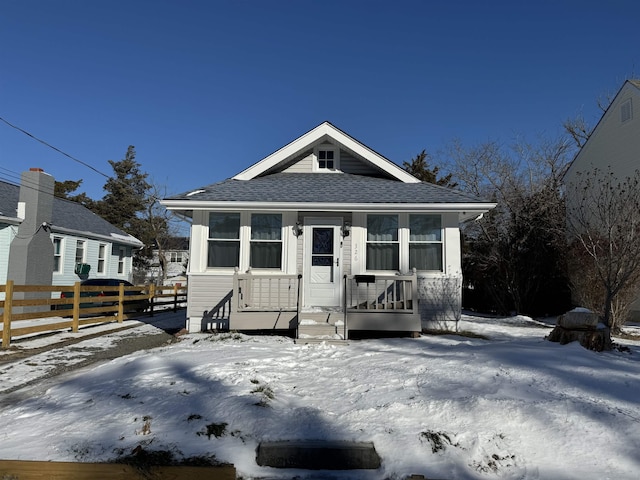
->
[0, 311, 187, 402]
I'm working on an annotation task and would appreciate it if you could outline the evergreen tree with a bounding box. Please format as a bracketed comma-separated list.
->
[94, 146, 153, 270]
[403, 149, 458, 188]
[54, 179, 94, 208]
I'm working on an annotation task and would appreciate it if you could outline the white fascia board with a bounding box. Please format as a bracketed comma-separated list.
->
[232, 122, 420, 183]
[162, 199, 496, 215]
[50, 225, 144, 248]
[0, 215, 20, 225]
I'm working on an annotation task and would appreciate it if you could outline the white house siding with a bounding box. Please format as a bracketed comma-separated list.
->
[0, 224, 15, 286]
[281, 151, 314, 173]
[565, 82, 640, 185]
[187, 273, 234, 332]
[339, 150, 382, 176]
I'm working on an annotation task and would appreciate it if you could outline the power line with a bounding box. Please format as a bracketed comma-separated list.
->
[0, 115, 111, 180]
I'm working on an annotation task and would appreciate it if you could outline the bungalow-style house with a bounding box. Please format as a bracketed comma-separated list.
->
[162, 122, 495, 338]
[0, 168, 143, 294]
[563, 79, 640, 317]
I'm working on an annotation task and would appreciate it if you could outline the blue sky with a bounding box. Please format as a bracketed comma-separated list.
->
[1, 0, 638, 200]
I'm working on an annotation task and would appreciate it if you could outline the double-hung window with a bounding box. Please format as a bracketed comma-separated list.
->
[208, 213, 241, 268]
[250, 213, 282, 269]
[117, 247, 126, 274]
[409, 214, 443, 271]
[75, 240, 85, 265]
[366, 214, 399, 271]
[97, 243, 107, 274]
[53, 237, 63, 273]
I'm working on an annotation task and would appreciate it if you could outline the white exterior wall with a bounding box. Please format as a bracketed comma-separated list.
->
[565, 82, 640, 184]
[187, 208, 464, 331]
[0, 224, 15, 286]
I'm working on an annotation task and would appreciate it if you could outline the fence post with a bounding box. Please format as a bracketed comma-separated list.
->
[118, 282, 125, 323]
[149, 284, 156, 317]
[173, 284, 178, 312]
[72, 281, 81, 333]
[2, 280, 14, 348]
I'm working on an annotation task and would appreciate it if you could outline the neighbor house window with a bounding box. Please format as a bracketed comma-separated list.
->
[97, 243, 107, 274]
[208, 212, 240, 268]
[409, 214, 443, 271]
[250, 213, 282, 269]
[366, 214, 399, 271]
[53, 237, 63, 273]
[621, 99, 633, 123]
[169, 252, 183, 263]
[118, 247, 126, 274]
[75, 240, 85, 265]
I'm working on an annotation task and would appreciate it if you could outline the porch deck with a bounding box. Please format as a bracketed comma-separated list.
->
[208, 270, 420, 337]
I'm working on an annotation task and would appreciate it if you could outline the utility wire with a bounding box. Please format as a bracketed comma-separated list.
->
[0, 115, 111, 180]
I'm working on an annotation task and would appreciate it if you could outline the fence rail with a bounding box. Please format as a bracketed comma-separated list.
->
[1, 281, 187, 348]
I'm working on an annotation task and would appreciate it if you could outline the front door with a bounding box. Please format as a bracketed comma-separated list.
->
[303, 217, 342, 307]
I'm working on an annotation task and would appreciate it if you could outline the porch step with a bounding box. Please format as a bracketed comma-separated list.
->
[256, 440, 381, 469]
[296, 321, 348, 345]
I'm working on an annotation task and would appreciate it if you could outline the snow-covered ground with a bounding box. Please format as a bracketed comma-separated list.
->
[0, 314, 639, 479]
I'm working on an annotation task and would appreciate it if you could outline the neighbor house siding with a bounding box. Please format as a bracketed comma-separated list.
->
[0, 224, 15, 292]
[51, 234, 132, 285]
[565, 82, 640, 185]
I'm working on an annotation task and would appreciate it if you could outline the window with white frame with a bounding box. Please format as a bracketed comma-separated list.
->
[316, 146, 339, 170]
[409, 214, 443, 271]
[208, 212, 240, 268]
[118, 247, 126, 274]
[97, 243, 107, 274]
[250, 213, 282, 269]
[366, 214, 399, 271]
[75, 240, 85, 265]
[169, 252, 183, 263]
[53, 237, 63, 273]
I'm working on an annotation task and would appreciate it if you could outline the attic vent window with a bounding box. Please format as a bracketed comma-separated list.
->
[318, 150, 334, 169]
[621, 99, 633, 123]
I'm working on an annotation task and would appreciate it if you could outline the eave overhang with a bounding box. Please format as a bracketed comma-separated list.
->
[161, 199, 496, 222]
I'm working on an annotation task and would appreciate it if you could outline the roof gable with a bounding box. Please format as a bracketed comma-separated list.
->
[565, 79, 640, 179]
[233, 122, 420, 183]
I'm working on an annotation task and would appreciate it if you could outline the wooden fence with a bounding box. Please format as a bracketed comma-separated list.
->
[1, 281, 187, 348]
[0, 459, 235, 480]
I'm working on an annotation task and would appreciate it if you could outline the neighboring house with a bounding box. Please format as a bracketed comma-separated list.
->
[563, 79, 640, 317]
[146, 236, 189, 284]
[564, 79, 640, 184]
[0, 169, 143, 290]
[162, 122, 495, 336]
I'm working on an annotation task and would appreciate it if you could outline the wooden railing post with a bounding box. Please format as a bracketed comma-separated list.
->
[117, 282, 125, 323]
[149, 284, 156, 317]
[2, 280, 14, 348]
[173, 284, 179, 312]
[72, 281, 81, 333]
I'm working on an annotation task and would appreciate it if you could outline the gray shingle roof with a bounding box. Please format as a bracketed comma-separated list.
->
[0, 180, 140, 244]
[167, 173, 487, 204]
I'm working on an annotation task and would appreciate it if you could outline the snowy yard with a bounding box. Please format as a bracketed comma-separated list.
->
[0, 314, 639, 479]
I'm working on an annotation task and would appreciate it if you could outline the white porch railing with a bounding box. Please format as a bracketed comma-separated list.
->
[232, 271, 302, 312]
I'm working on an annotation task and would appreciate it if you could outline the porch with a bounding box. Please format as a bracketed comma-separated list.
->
[206, 270, 420, 339]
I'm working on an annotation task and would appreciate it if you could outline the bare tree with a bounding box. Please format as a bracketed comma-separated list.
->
[446, 136, 573, 316]
[566, 167, 640, 332]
